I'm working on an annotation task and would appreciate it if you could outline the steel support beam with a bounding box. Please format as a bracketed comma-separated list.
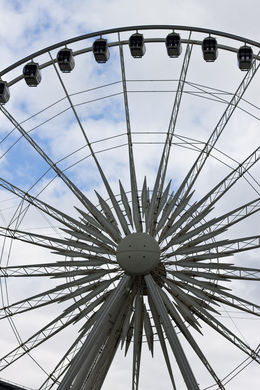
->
[145, 274, 200, 390]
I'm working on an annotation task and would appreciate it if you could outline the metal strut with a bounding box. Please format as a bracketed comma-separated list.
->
[145, 274, 200, 390]
[118, 32, 142, 233]
[146, 33, 193, 236]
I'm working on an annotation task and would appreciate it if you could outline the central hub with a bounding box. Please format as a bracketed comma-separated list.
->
[116, 232, 160, 275]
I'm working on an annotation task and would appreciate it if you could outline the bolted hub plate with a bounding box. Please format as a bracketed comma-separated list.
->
[116, 232, 160, 275]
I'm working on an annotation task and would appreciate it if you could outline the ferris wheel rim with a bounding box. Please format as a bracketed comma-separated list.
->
[0, 25, 259, 390]
[1, 24, 260, 81]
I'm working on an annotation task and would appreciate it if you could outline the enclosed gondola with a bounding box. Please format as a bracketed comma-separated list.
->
[23, 62, 42, 86]
[237, 45, 253, 70]
[0, 81, 10, 104]
[165, 32, 182, 58]
[92, 38, 110, 63]
[129, 33, 146, 58]
[57, 48, 75, 72]
[202, 36, 218, 62]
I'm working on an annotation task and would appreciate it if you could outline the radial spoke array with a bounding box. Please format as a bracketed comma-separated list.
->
[0, 25, 260, 390]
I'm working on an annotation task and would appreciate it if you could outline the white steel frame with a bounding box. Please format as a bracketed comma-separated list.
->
[0, 25, 260, 390]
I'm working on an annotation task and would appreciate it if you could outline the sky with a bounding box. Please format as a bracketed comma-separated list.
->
[0, 1, 260, 390]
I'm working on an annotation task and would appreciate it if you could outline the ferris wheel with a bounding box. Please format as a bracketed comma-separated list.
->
[0, 25, 260, 390]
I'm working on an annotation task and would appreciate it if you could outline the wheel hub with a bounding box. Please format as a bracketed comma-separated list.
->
[116, 232, 160, 275]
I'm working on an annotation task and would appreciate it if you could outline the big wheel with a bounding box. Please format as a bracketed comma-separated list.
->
[0, 26, 259, 390]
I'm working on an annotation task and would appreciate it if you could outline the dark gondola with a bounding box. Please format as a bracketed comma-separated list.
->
[165, 32, 182, 58]
[129, 33, 146, 58]
[237, 45, 253, 70]
[93, 38, 110, 63]
[57, 48, 75, 72]
[23, 62, 42, 86]
[202, 36, 218, 62]
[0, 81, 10, 104]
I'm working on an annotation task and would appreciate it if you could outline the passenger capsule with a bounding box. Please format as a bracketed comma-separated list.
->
[23, 63, 42, 86]
[165, 32, 182, 58]
[129, 33, 146, 58]
[0, 81, 10, 104]
[202, 37, 218, 62]
[237, 45, 253, 71]
[57, 48, 75, 72]
[93, 38, 110, 63]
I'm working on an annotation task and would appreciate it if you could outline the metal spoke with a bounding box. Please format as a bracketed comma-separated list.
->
[40, 313, 104, 390]
[165, 272, 260, 316]
[0, 277, 118, 319]
[0, 226, 117, 255]
[132, 286, 144, 390]
[163, 197, 260, 250]
[162, 277, 260, 363]
[0, 106, 92, 211]
[119, 180, 134, 228]
[158, 286, 225, 389]
[118, 32, 142, 233]
[159, 146, 260, 243]
[148, 294, 177, 389]
[0, 176, 120, 248]
[70, 293, 130, 390]
[49, 52, 131, 238]
[164, 235, 260, 258]
[173, 262, 260, 281]
[146, 33, 193, 235]
[57, 275, 131, 390]
[0, 307, 82, 371]
[145, 274, 200, 390]
[170, 55, 260, 205]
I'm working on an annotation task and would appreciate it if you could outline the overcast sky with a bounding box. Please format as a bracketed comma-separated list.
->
[0, 0, 260, 68]
[0, 1, 260, 390]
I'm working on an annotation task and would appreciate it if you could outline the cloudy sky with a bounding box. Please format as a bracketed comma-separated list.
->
[0, 0, 260, 68]
[0, 1, 260, 390]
